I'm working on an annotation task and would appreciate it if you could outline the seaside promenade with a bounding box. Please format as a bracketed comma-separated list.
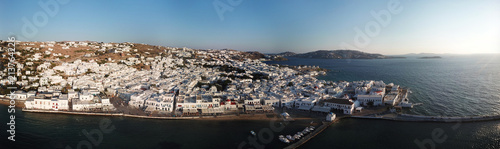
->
[21, 109, 196, 119]
[20, 109, 289, 120]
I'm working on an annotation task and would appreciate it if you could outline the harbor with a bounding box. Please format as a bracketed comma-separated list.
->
[278, 107, 500, 149]
[283, 120, 338, 149]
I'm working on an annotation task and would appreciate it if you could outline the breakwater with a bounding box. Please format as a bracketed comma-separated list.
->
[284, 119, 339, 149]
[351, 114, 500, 123]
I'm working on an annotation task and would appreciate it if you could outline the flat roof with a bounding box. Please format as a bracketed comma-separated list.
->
[323, 98, 353, 105]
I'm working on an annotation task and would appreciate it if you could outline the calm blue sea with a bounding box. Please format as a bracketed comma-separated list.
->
[1, 54, 499, 149]
[266, 55, 500, 117]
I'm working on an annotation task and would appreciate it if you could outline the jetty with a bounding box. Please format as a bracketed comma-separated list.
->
[284, 119, 340, 149]
[283, 113, 500, 149]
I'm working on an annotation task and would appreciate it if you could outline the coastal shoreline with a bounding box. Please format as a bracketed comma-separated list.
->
[17, 103, 500, 123]
[8, 96, 500, 122]
[19, 108, 310, 121]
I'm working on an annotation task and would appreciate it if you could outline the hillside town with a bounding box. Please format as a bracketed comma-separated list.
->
[0, 41, 409, 116]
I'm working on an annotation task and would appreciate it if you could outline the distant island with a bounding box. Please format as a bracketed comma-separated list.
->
[419, 56, 442, 59]
[267, 50, 405, 60]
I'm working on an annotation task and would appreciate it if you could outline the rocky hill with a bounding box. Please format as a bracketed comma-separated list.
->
[292, 50, 388, 59]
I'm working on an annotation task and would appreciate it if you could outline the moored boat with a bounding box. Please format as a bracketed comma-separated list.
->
[279, 137, 290, 143]
[297, 132, 304, 136]
[293, 134, 301, 140]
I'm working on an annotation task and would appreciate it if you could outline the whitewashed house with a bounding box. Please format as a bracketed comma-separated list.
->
[13, 91, 28, 100]
[323, 98, 355, 115]
[357, 94, 383, 106]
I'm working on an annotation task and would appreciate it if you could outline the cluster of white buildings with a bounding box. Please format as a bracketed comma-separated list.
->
[18, 89, 114, 111]
[0, 41, 404, 115]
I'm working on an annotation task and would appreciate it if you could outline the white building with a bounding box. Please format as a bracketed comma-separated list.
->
[294, 97, 317, 110]
[326, 112, 336, 121]
[323, 98, 355, 114]
[101, 98, 115, 111]
[79, 92, 94, 101]
[72, 99, 96, 111]
[57, 95, 69, 110]
[13, 91, 28, 100]
[357, 94, 383, 106]
[30, 94, 54, 110]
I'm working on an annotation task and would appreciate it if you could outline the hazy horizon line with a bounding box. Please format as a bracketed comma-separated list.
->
[6, 39, 499, 56]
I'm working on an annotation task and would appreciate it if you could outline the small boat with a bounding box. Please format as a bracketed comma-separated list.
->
[293, 134, 301, 140]
[309, 127, 314, 131]
[297, 132, 304, 136]
[286, 135, 295, 141]
[279, 137, 290, 143]
[250, 130, 256, 136]
[303, 129, 310, 133]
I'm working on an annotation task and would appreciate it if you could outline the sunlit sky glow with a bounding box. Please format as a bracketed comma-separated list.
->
[1, 0, 499, 55]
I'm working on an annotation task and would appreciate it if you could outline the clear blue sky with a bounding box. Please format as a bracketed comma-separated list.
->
[1, 0, 499, 54]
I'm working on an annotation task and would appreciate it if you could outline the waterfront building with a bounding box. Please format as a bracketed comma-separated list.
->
[295, 97, 317, 111]
[13, 90, 28, 100]
[220, 99, 238, 111]
[326, 112, 336, 121]
[356, 94, 384, 106]
[24, 96, 35, 109]
[72, 99, 97, 111]
[323, 98, 355, 114]
[57, 95, 69, 110]
[31, 94, 53, 110]
[79, 92, 94, 101]
[262, 97, 279, 107]
[383, 92, 399, 106]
